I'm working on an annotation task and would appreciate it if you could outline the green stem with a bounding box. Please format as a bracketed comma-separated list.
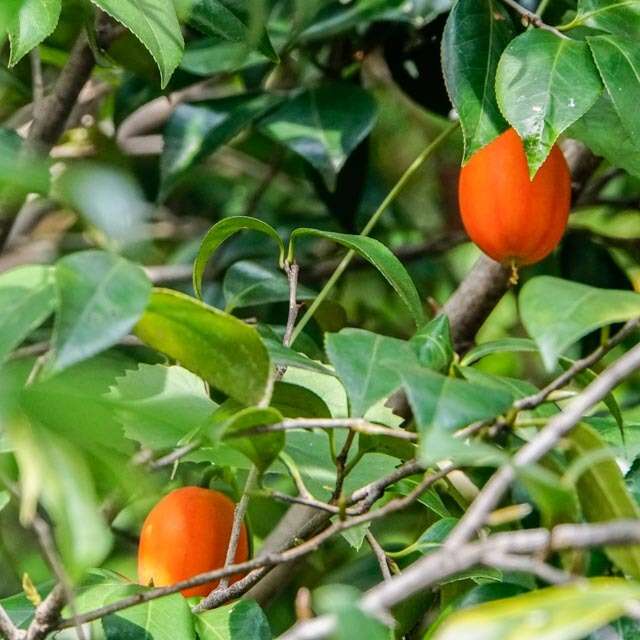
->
[289, 119, 460, 344]
[536, 0, 551, 17]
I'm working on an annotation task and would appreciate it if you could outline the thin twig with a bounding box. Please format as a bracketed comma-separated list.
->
[366, 531, 392, 581]
[148, 440, 201, 469]
[30, 49, 44, 117]
[515, 317, 640, 411]
[283, 262, 300, 348]
[229, 418, 418, 441]
[445, 341, 640, 550]
[0, 604, 24, 640]
[192, 467, 258, 612]
[279, 520, 640, 640]
[500, 0, 569, 38]
[482, 552, 572, 585]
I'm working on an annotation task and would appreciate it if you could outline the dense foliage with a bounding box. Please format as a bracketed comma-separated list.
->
[1, 0, 640, 639]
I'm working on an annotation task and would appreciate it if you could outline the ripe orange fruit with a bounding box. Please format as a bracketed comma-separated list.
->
[458, 128, 571, 266]
[138, 486, 249, 597]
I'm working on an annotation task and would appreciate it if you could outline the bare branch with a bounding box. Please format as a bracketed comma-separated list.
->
[366, 531, 392, 582]
[283, 262, 300, 348]
[500, 0, 570, 38]
[445, 341, 640, 550]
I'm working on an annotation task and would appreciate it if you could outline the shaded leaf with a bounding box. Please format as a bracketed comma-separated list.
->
[292, 231, 424, 326]
[460, 338, 538, 367]
[47, 251, 151, 375]
[496, 30, 602, 175]
[260, 84, 378, 190]
[520, 276, 640, 370]
[570, 0, 640, 37]
[0, 265, 56, 364]
[134, 288, 271, 406]
[193, 216, 285, 299]
[161, 94, 282, 197]
[271, 381, 331, 419]
[442, 0, 514, 161]
[196, 599, 271, 640]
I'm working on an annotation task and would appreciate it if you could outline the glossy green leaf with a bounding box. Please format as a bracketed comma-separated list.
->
[589, 36, 640, 142]
[442, 0, 513, 162]
[435, 578, 640, 640]
[292, 230, 424, 326]
[271, 381, 331, 419]
[568, 90, 640, 179]
[0, 265, 56, 364]
[460, 338, 538, 367]
[90, 0, 183, 88]
[566, 423, 640, 578]
[8, 417, 113, 577]
[103, 591, 194, 640]
[177, 0, 277, 61]
[403, 367, 513, 433]
[223, 261, 316, 312]
[218, 406, 284, 471]
[134, 288, 271, 406]
[196, 599, 272, 640]
[107, 364, 217, 450]
[300, 0, 453, 41]
[259, 84, 378, 190]
[410, 316, 454, 373]
[193, 217, 285, 299]
[161, 94, 282, 197]
[496, 30, 602, 176]
[0, 128, 49, 194]
[520, 276, 640, 370]
[181, 36, 269, 76]
[569, 0, 640, 36]
[48, 251, 151, 375]
[7, 0, 61, 66]
[401, 367, 512, 463]
[326, 329, 416, 417]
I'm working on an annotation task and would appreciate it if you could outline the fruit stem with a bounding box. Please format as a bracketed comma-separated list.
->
[508, 260, 520, 286]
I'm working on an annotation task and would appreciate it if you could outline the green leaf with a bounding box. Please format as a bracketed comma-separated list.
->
[107, 364, 217, 450]
[196, 599, 272, 640]
[568, 90, 640, 179]
[559, 355, 624, 437]
[217, 405, 284, 471]
[434, 578, 640, 640]
[89, 0, 184, 88]
[261, 335, 336, 378]
[326, 329, 416, 418]
[134, 288, 271, 406]
[292, 230, 424, 326]
[271, 381, 331, 419]
[259, 84, 378, 190]
[9, 417, 113, 577]
[177, 0, 277, 61]
[161, 94, 282, 197]
[460, 338, 538, 367]
[7, 0, 61, 66]
[0, 128, 49, 194]
[47, 251, 151, 375]
[193, 217, 285, 299]
[569, 0, 640, 36]
[589, 35, 640, 142]
[495, 30, 602, 176]
[223, 261, 316, 312]
[520, 276, 640, 370]
[181, 36, 269, 76]
[566, 423, 640, 578]
[441, 0, 514, 162]
[410, 316, 454, 373]
[103, 592, 194, 640]
[401, 367, 512, 462]
[0, 265, 56, 364]
[300, 0, 453, 41]
[402, 367, 513, 433]
[0, 490, 10, 513]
